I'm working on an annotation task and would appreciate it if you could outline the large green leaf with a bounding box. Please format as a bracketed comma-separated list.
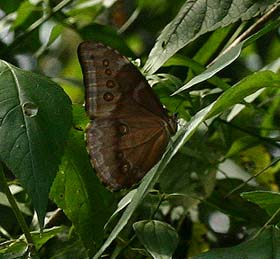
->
[191, 227, 280, 259]
[133, 220, 179, 259]
[241, 191, 280, 217]
[144, 0, 277, 74]
[172, 43, 243, 95]
[208, 71, 280, 118]
[12, 0, 36, 29]
[166, 17, 280, 95]
[0, 60, 72, 226]
[50, 105, 115, 256]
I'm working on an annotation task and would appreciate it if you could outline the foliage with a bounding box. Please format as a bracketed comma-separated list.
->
[0, 0, 280, 258]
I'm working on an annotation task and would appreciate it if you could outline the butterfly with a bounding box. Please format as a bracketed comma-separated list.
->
[78, 41, 177, 191]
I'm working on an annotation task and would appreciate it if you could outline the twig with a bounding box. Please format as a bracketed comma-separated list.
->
[218, 119, 280, 149]
[225, 158, 280, 198]
[210, 4, 280, 65]
[118, 8, 141, 34]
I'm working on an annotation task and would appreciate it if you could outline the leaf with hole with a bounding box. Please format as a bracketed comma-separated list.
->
[0, 60, 72, 227]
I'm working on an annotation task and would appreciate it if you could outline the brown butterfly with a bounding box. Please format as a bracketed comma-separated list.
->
[78, 41, 177, 191]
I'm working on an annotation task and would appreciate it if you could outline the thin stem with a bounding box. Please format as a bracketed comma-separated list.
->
[111, 192, 164, 258]
[251, 207, 280, 240]
[225, 157, 280, 198]
[210, 3, 280, 65]
[118, 8, 141, 34]
[0, 162, 36, 255]
[0, 0, 73, 55]
[218, 118, 280, 149]
[223, 4, 280, 52]
[22, 0, 73, 36]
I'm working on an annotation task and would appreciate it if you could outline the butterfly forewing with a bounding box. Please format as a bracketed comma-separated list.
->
[78, 41, 176, 190]
[78, 41, 128, 118]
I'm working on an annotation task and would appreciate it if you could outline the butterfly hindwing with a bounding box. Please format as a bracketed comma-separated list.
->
[78, 41, 176, 190]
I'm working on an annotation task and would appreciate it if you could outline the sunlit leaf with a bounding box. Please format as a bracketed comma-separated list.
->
[144, 0, 276, 74]
[172, 43, 243, 95]
[47, 24, 64, 47]
[208, 71, 280, 118]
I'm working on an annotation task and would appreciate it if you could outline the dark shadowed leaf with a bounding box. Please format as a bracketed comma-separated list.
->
[0, 227, 62, 258]
[208, 71, 280, 118]
[50, 105, 115, 256]
[191, 227, 280, 259]
[203, 179, 267, 225]
[133, 220, 179, 259]
[241, 191, 280, 217]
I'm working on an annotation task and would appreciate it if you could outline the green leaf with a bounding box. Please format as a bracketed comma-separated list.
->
[241, 191, 280, 217]
[0, 60, 72, 227]
[208, 71, 280, 118]
[191, 227, 280, 259]
[163, 55, 230, 91]
[0, 240, 27, 258]
[13, 0, 36, 29]
[225, 136, 259, 158]
[159, 151, 216, 198]
[192, 26, 234, 66]
[50, 106, 115, 256]
[204, 179, 267, 225]
[144, 0, 276, 74]
[239, 145, 272, 186]
[0, 227, 62, 258]
[104, 189, 137, 230]
[133, 220, 179, 259]
[29, 227, 63, 251]
[260, 88, 280, 137]
[0, 0, 23, 13]
[47, 24, 64, 47]
[172, 43, 243, 95]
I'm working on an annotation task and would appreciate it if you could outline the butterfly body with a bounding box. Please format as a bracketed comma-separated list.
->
[78, 41, 176, 190]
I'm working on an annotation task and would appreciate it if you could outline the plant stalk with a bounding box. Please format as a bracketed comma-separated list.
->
[0, 162, 36, 255]
[0, 0, 73, 56]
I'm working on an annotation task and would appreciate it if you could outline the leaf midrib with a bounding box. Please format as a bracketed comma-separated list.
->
[3, 61, 38, 196]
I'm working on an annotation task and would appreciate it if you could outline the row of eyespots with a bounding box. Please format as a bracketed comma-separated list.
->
[100, 56, 141, 176]
[102, 58, 116, 102]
